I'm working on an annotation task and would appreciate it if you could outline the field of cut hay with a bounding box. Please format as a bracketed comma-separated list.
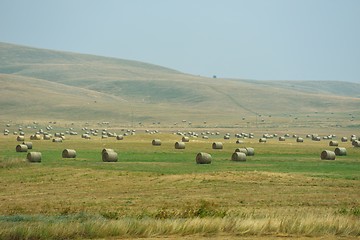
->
[0, 123, 360, 239]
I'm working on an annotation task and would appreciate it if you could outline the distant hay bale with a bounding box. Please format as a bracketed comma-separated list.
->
[245, 147, 255, 156]
[30, 134, 41, 140]
[17, 136, 25, 142]
[27, 152, 41, 162]
[224, 135, 230, 140]
[102, 151, 118, 162]
[335, 147, 347, 156]
[175, 141, 185, 149]
[152, 139, 162, 146]
[341, 137, 348, 142]
[296, 137, 304, 143]
[352, 140, 360, 147]
[61, 136, 66, 140]
[22, 141, 33, 150]
[321, 150, 336, 160]
[212, 142, 223, 149]
[52, 138, 63, 143]
[196, 152, 212, 164]
[62, 149, 77, 158]
[235, 148, 248, 155]
[236, 139, 244, 144]
[329, 141, 338, 147]
[16, 144, 28, 152]
[43, 135, 51, 140]
[231, 152, 246, 161]
[279, 136, 286, 141]
[116, 135, 124, 140]
[182, 136, 190, 142]
[202, 136, 209, 139]
[259, 138, 267, 143]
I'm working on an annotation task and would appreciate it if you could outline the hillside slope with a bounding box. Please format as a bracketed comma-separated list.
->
[1, 42, 359, 127]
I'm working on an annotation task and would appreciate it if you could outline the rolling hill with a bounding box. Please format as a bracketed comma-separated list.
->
[1, 42, 360, 129]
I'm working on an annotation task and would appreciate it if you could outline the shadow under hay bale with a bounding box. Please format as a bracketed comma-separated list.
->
[175, 141, 185, 149]
[196, 152, 212, 164]
[16, 144, 28, 152]
[27, 152, 41, 162]
[231, 152, 246, 161]
[62, 149, 77, 158]
[321, 150, 336, 160]
[335, 147, 347, 156]
[102, 151, 118, 162]
[152, 139, 162, 146]
[212, 142, 223, 149]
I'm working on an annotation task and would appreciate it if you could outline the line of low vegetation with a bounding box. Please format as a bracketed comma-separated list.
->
[1, 204, 360, 239]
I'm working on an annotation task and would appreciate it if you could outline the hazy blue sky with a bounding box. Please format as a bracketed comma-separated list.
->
[1, 0, 359, 82]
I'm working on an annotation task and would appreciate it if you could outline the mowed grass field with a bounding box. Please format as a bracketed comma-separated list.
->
[0, 128, 360, 239]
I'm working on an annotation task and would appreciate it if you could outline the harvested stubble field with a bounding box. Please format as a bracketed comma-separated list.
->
[0, 130, 360, 239]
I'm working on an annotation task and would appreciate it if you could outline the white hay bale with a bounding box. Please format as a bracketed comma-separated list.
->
[341, 137, 348, 142]
[27, 152, 41, 162]
[296, 137, 304, 143]
[321, 150, 335, 160]
[335, 147, 347, 156]
[17, 136, 25, 142]
[62, 149, 77, 158]
[231, 152, 246, 161]
[52, 138, 63, 143]
[196, 152, 212, 164]
[116, 135, 124, 140]
[329, 141, 338, 147]
[259, 138, 267, 143]
[175, 141, 185, 149]
[22, 141, 33, 150]
[279, 136, 286, 141]
[245, 147, 255, 156]
[182, 136, 190, 142]
[16, 144, 28, 152]
[152, 139, 162, 146]
[212, 142, 223, 149]
[102, 151, 118, 162]
[235, 148, 248, 155]
[102, 148, 114, 155]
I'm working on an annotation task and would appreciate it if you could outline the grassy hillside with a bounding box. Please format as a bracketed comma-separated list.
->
[1, 42, 360, 129]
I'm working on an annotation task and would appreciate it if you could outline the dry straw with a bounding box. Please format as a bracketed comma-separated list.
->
[62, 149, 77, 158]
[196, 152, 212, 164]
[27, 152, 42, 162]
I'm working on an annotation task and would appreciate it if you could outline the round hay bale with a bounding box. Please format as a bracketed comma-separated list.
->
[236, 139, 244, 144]
[27, 152, 41, 162]
[231, 152, 246, 161]
[17, 136, 25, 142]
[321, 150, 336, 160]
[16, 144, 28, 152]
[329, 141, 338, 147]
[116, 135, 124, 140]
[182, 136, 190, 142]
[61, 136, 66, 140]
[296, 137, 304, 143]
[43, 135, 51, 140]
[352, 140, 360, 147]
[30, 134, 41, 140]
[62, 149, 76, 158]
[102, 148, 114, 155]
[224, 135, 230, 140]
[279, 136, 286, 141]
[53, 138, 62, 142]
[152, 139, 162, 146]
[341, 137, 348, 142]
[102, 151, 118, 162]
[22, 141, 33, 150]
[212, 142, 223, 149]
[175, 141, 185, 149]
[245, 147, 255, 156]
[259, 138, 267, 143]
[235, 148, 248, 155]
[335, 147, 347, 156]
[196, 152, 212, 164]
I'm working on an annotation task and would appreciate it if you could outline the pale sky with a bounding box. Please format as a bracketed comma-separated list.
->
[1, 0, 360, 82]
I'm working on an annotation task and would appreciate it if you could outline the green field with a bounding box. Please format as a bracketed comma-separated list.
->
[1, 125, 359, 239]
